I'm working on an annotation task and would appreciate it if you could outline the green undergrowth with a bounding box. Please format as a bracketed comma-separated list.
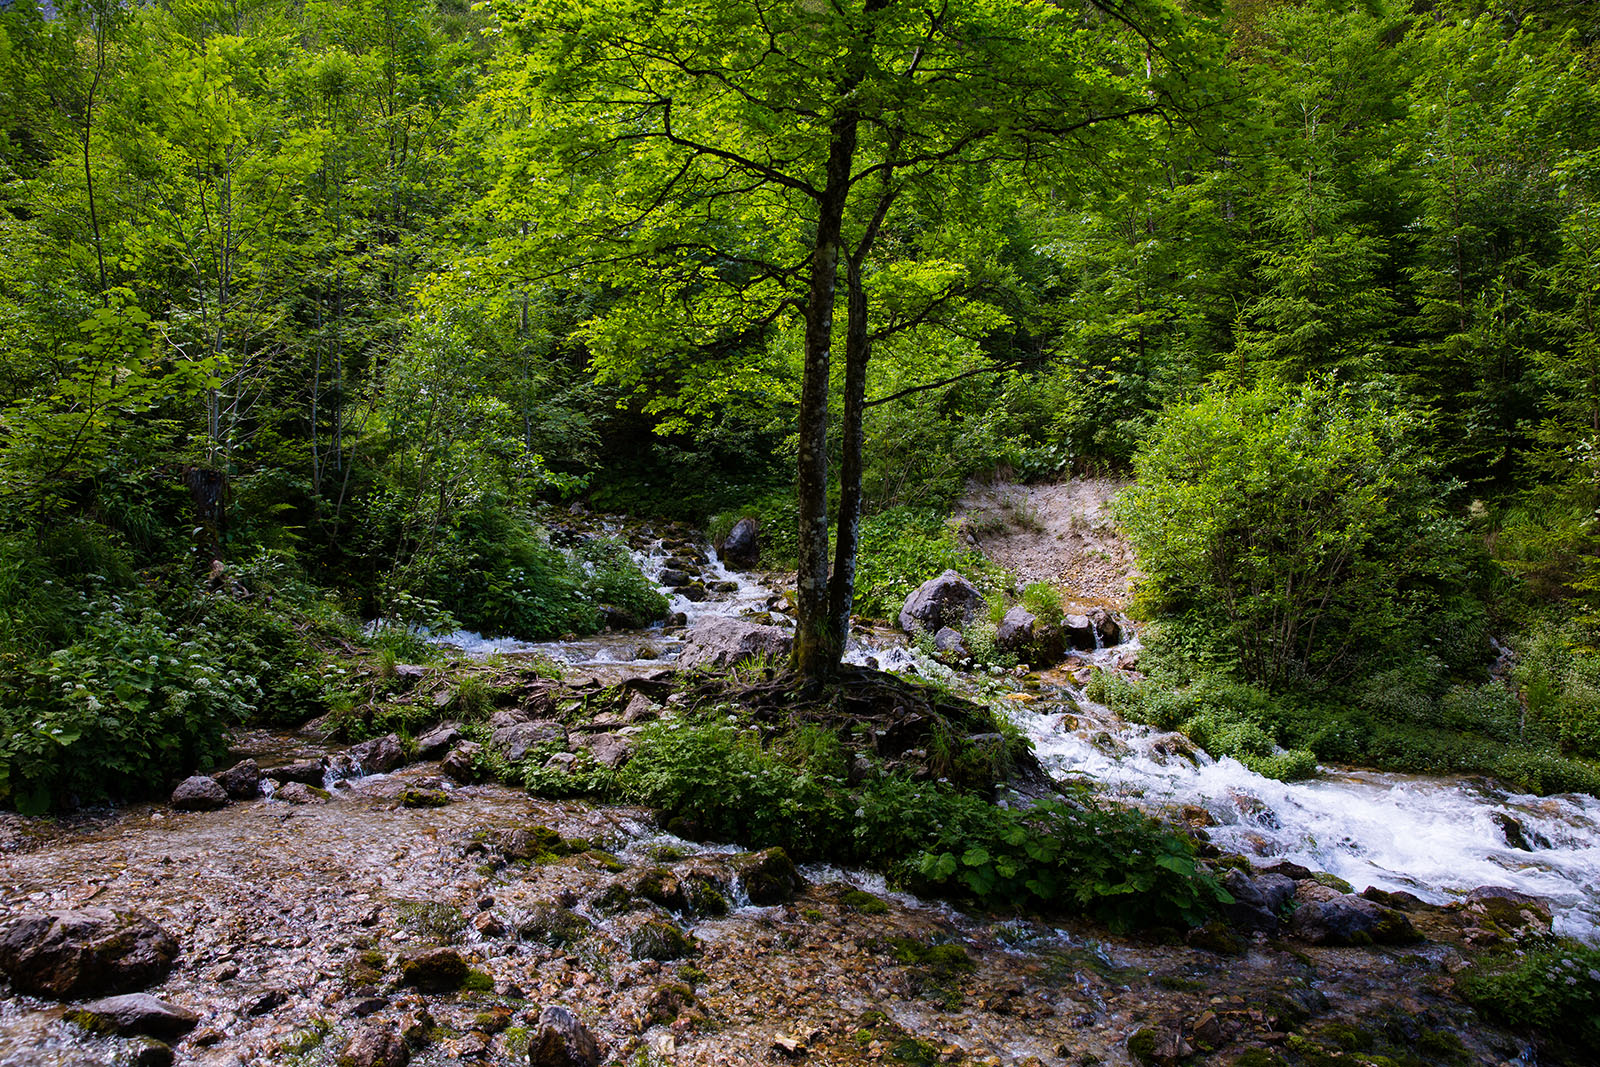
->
[1455, 938, 1600, 1053]
[483, 672, 1228, 930]
[1086, 655, 1600, 796]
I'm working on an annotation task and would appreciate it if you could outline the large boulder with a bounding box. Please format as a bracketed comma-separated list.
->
[994, 606, 1066, 665]
[528, 1005, 600, 1067]
[1287, 882, 1418, 945]
[350, 733, 406, 774]
[210, 758, 261, 799]
[170, 776, 229, 812]
[1220, 869, 1297, 934]
[414, 723, 462, 762]
[720, 518, 760, 569]
[441, 741, 484, 784]
[272, 758, 328, 786]
[491, 721, 568, 763]
[729, 847, 802, 904]
[0, 909, 179, 999]
[677, 617, 793, 670]
[69, 994, 200, 1041]
[898, 570, 984, 635]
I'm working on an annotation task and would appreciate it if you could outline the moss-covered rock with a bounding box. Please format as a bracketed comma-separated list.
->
[399, 947, 468, 992]
[730, 847, 801, 904]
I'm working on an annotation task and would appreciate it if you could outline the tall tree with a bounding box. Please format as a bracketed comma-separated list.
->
[477, 0, 1208, 682]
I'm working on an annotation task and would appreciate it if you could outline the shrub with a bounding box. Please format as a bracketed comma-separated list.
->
[1119, 377, 1487, 689]
[852, 507, 988, 620]
[0, 596, 258, 812]
[1456, 940, 1600, 1049]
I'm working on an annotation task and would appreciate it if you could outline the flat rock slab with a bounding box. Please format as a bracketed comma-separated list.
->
[71, 994, 200, 1040]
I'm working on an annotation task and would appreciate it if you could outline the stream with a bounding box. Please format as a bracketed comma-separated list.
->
[436, 527, 1600, 943]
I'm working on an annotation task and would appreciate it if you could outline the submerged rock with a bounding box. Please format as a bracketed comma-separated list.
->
[677, 617, 793, 670]
[898, 570, 984, 634]
[170, 775, 229, 812]
[616, 915, 695, 961]
[528, 1005, 600, 1067]
[274, 781, 328, 805]
[0, 909, 179, 999]
[69, 994, 200, 1040]
[400, 947, 469, 991]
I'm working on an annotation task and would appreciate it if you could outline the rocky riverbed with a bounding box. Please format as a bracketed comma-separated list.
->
[0, 732, 1550, 1067]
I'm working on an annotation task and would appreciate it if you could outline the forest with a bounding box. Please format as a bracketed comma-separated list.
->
[3, 0, 1600, 1062]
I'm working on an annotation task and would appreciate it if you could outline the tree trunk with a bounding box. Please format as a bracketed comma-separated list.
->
[828, 258, 871, 655]
[793, 116, 860, 685]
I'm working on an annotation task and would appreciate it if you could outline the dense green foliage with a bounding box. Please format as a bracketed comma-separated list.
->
[613, 714, 1226, 929]
[1456, 939, 1600, 1049]
[0, 0, 1598, 801]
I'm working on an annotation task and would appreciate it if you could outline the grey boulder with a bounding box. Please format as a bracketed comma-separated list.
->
[898, 570, 984, 634]
[0, 909, 179, 999]
[170, 775, 229, 812]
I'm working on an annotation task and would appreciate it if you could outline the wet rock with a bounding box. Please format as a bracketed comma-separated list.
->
[351, 733, 406, 774]
[617, 914, 695, 960]
[528, 1005, 600, 1067]
[129, 1038, 175, 1067]
[442, 741, 483, 783]
[583, 732, 632, 769]
[514, 904, 592, 947]
[210, 758, 262, 799]
[721, 517, 760, 568]
[933, 626, 968, 658]
[1461, 886, 1553, 938]
[399, 787, 450, 808]
[1490, 811, 1550, 852]
[415, 723, 462, 761]
[275, 781, 328, 805]
[245, 988, 290, 1015]
[898, 570, 984, 635]
[274, 758, 328, 786]
[350, 996, 389, 1017]
[628, 867, 728, 917]
[598, 604, 645, 630]
[491, 721, 568, 762]
[1220, 870, 1296, 934]
[1088, 607, 1124, 646]
[171, 775, 229, 812]
[729, 847, 802, 904]
[340, 1024, 411, 1067]
[678, 617, 793, 670]
[658, 568, 692, 587]
[678, 583, 710, 602]
[473, 912, 507, 939]
[1127, 1021, 1190, 1066]
[68, 994, 200, 1040]
[0, 909, 179, 999]
[400, 947, 469, 991]
[1062, 614, 1097, 651]
[1288, 882, 1418, 945]
[994, 605, 1065, 665]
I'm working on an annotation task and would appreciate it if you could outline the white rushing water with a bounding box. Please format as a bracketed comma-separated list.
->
[427, 521, 1600, 941]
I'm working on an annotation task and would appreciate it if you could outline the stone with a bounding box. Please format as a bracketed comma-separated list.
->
[70, 994, 200, 1040]
[400, 947, 468, 991]
[210, 758, 261, 799]
[491, 721, 568, 762]
[350, 733, 406, 774]
[584, 732, 632, 769]
[1088, 607, 1124, 647]
[933, 626, 968, 658]
[1062, 614, 1097, 651]
[393, 664, 428, 691]
[616, 915, 695, 961]
[994, 606, 1066, 665]
[721, 518, 760, 568]
[442, 741, 484, 784]
[0, 909, 179, 999]
[245, 988, 289, 1015]
[898, 570, 984, 634]
[1220, 870, 1296, 934]
[273, 758, 327, 786]
[340, 1024, 411, 1067]
[1490, 812, 1550, 852]
[678, 583, 709, 602]
[729, 847, 802, 904]
[129, 1038, 175, 1067]
[489, 708, 532, 729]
[1288, 882, 1418, 945]
[677, 617, 793, 670]
[274, 781, 327, 805]
[170, 775, 229, 812]
[658, 568, 692, 587]
[1462, 885, 1553, 937]
[528, 1005, 600, 1067]
[622, 692, 661, 723]
[415, 723, 462, 761]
